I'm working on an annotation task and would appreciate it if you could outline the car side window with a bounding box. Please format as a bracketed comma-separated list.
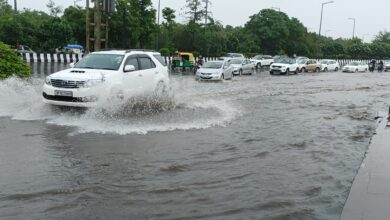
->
[139, 57, 156, 70]
[125, 58, 139, 70]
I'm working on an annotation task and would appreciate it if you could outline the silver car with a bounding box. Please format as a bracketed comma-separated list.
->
[196, 60, 234, 81]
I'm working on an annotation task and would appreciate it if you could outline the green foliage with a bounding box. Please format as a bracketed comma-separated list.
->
[159, 48, 170, 56]
[0, 42, 30, 79]
[1, 0, 390, 59]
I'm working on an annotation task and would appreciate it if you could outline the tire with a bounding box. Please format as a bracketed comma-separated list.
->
[315, 68, 320, 73]
[239, 69, 243, 75]
[335, 67, 339, 72]
[355, 69, 358, 73]
[324, 67, 328, 72]
[301, 67, 306, 73]
[295, 68, 299, 74]
[270, 71, 274, 75]
[221, 74, 225, 80]
[285, 69, 290, 75]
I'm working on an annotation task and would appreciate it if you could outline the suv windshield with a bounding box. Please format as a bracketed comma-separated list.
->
[153, 54, 167, 66]
[278, 58, 293, 64]
[74, 54, 124, 70]
[203, 62, 223, 69]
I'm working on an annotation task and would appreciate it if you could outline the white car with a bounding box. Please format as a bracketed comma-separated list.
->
[42, 50, 170, 107]
[196, 60, 234, 81]
[320, 59, 340, 72]
[384, 62, 390, 72]
[270, 58, 300, 75]
[230, 58, 256, 75]
[342, 61, 368, 73]
[251, 55, 274, 69]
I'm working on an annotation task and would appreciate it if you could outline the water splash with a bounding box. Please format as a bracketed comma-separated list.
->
[0, 77, 241, 135]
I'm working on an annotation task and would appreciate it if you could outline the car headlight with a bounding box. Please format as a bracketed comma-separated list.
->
[84, 79, 102, 88]
[45, 76, 51, 85]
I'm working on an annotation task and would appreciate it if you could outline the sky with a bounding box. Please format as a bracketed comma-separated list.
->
[15, 0, 390, 42]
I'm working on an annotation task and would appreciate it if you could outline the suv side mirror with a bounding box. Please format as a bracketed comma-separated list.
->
[124, 65, 136, 72]
[69, 62, 75, 68]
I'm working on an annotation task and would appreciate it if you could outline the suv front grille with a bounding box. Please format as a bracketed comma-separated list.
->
[51, 79, 85, 88]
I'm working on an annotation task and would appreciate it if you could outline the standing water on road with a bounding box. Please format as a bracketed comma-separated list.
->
[1, 65, 390, 219]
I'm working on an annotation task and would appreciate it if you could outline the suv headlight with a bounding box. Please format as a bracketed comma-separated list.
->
[84, 79, 102, 88]
[45, 76, 52, 85]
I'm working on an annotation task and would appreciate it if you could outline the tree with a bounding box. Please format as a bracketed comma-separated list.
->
[0, 42, 30, 79]
[373, 31, 390, 45]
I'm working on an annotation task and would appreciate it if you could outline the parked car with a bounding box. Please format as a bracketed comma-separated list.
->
[320, 59, 340, 72]
[270, 58, 300, 75]
[42, 50, 170, 108]
[251, 55, 274, 69]
[17, 45, 35, 54]
[240, 59, 256, 75]
[297, 58, 309, 72]
[195, 60, 234, 81]
[229, 58, 245, 75]
[301, 59, 321, 73]
[342, 62, 368, 73]
[225, 53, 245, 59]
[384, 62, 390, 72]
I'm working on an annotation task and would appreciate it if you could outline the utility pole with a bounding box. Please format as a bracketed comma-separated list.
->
[348, 17, 356, 39]
[156, 0, 161, 50]
[205, 0, 208, 28]
[94, 0, 101, 51]
[86, 0, 90, 53]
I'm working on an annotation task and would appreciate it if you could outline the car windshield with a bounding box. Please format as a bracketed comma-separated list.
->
[203, 62, 223, 69]
[254, 55, 263, 59]
[278, 58, 293, 64]
[350, 62, 359, 66]
[298, 59, 307, 64]
[229, 59, 243, 64]
[74, 54, 124, 70]
[320, 60, 329, 64]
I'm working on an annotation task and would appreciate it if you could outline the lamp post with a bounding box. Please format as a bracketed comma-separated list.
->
[318, 1, 334, 36]
[348, 17, 356, 39]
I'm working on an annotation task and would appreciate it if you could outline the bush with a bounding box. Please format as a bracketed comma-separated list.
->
[0, 42, 31, 79]
[159, 48, 170, 57]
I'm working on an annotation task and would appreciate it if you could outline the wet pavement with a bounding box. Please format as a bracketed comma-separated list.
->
[1, 65, 390, 219]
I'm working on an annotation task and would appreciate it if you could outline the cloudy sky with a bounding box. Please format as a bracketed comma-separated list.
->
[16, 0, 389, 42]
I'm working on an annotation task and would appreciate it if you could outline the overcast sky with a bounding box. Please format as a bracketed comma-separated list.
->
[16, 0, 390, 42]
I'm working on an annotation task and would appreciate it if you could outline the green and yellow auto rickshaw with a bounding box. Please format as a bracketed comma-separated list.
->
[172, 51, 195, 72]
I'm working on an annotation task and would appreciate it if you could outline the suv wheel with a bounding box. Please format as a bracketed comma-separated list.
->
[257, 63, 261, 70]
[285, 69, 290, 75]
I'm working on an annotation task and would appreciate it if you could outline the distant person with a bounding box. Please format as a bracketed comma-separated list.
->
[369, 59, 376, 72]
[378, 60, 384, 72]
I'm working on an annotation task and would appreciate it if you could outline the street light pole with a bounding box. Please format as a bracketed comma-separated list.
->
[156, 0, 161, 50]
[318, 1, 334, 36]
[348, 17, 356, 39]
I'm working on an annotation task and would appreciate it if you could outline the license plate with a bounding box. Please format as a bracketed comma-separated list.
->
[54, 90, 73, 97]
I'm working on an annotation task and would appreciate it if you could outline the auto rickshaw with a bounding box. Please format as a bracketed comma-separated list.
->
[171, 51, 195, 73]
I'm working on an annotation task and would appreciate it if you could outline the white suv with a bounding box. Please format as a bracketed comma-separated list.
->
[42, 50, 170, 107]
[251, 55, 274, 69]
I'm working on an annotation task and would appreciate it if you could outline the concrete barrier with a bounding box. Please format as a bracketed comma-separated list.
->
[20, 53, 83, 63]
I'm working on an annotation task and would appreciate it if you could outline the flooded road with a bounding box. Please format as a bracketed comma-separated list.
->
[1, 65, 390, 219]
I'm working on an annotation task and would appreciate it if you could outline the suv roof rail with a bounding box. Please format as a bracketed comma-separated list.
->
[125, 49, 157, 53]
